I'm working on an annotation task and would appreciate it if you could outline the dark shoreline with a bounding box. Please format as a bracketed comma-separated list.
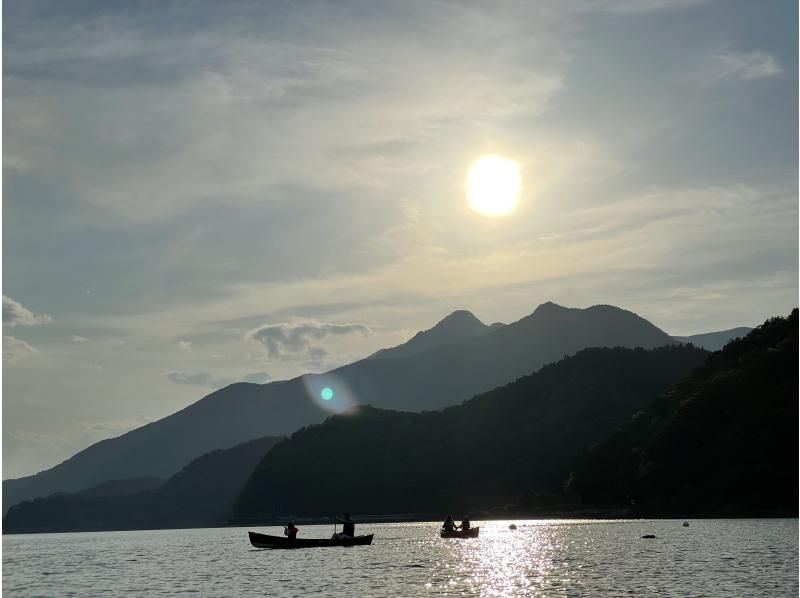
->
[5, 511, 797, 535]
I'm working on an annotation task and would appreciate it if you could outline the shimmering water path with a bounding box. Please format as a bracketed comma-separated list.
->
[3, 519, 797, 596]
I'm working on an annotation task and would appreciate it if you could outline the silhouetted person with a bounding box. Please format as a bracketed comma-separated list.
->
[335, 512, 355, 538]
[442, 515, 457, 532]
[458, 516, 471, 531]
[284, 521, 298, 541]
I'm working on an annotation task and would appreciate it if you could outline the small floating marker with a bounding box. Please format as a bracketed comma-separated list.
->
[682, 521, 690, 527]
[509, 524, 517, 530]
[320, 387, 334, 401]
[641, 534, 656, 539]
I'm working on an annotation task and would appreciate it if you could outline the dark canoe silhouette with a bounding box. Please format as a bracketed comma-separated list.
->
[440, 526, 480, 538]
[248, 531, 374, 549]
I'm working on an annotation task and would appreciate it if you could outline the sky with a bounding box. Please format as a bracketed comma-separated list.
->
[3, 0, 797, 479]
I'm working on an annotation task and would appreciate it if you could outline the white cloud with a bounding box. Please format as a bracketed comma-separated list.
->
[3, 295, 51, 327]
[78, 363, 103, 372]
[176, 340, 192, 352]
[71, 335, 89, 343]
[3, 335, 38, 363]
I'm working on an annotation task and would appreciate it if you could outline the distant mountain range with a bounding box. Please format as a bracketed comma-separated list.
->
[4, 436, 282, 533]
[0, 302, 721, 514]
[672, 327, 752, 351]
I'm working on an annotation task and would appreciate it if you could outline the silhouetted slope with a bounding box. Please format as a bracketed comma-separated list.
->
[234, 344, 707, 519]
[4, 436, 281, 533]
[673, 327, 752, 351]
[568, 311, 797, 516]
[4, 381, 319, 513]
[368, 310, 490, 359]
[4, 302, 675, 511]
[75, 477, 163, 499]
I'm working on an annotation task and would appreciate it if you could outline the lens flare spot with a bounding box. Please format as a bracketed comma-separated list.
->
[320, 387, 334, 401]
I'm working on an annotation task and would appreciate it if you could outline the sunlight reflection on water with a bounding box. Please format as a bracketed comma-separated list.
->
[3, 519, 798, 597]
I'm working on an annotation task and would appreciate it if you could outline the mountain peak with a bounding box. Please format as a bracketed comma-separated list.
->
[368, 309, 488, 360]
[532, 301, 567, 315]
[434, 309, 484, 329]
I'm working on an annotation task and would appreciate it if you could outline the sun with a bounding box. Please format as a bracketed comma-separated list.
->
[466, 154, 521, 217]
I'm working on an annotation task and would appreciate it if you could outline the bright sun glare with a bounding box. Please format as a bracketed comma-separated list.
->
[466, 154, 521, 217]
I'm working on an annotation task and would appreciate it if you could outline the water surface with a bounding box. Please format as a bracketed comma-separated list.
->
[4, 519, 797, 596]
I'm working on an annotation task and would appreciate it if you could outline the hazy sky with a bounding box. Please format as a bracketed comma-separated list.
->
[3, 0, 797, 478]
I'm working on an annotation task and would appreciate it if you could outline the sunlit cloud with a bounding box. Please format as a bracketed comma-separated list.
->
[3, 295, 51, 327]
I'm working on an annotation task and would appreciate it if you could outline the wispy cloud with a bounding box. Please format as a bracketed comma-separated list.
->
[3, 336, 38, 363]
[707, 50, 782, 81]
[166, 370, 231, 389]
[3, 295, 51, 327]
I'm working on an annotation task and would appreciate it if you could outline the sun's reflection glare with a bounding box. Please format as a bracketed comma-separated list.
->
[420, 520, 592, 596]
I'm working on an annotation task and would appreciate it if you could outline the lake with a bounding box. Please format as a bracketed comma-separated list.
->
[3, 519, 797, 596]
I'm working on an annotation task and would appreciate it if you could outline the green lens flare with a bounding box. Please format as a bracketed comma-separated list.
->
[320, 387, 334, 401]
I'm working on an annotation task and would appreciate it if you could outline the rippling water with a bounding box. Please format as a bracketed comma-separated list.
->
[3, 519, 797, 596]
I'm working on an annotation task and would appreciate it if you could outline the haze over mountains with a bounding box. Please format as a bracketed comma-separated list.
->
[2, 302, 744, 513]
[672, 327, 753, 351]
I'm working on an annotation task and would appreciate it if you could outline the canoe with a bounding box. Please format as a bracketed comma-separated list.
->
[248, 531, 374, 549]
[440, 526, 480, 538]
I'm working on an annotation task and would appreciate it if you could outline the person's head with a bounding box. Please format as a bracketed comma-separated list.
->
[446, 515, 453, 521]
[287, 521, 295, 527]
[344, 512, 351, 520]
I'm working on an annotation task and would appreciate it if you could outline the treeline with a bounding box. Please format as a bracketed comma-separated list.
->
[567, 310, 798, 516]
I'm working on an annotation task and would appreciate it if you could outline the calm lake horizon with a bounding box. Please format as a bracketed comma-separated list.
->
[3, 518, 797, 596]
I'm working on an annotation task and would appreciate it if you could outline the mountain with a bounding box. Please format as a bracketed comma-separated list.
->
[74, 476, 163, 499]
[368, 310, 490, 359]
[568, 311, 797, 516]
[234, 344, 708, 519]
[4, 302, 676, 512]
[672, 327, 753, 351]
[4, 436, 282, 533]
[3, 382, 319, 514]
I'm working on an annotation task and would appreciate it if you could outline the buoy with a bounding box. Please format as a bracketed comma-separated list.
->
[682, 522, 690, 527]
[641, 534, 656, 539]
[509, 524, 517, 530]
